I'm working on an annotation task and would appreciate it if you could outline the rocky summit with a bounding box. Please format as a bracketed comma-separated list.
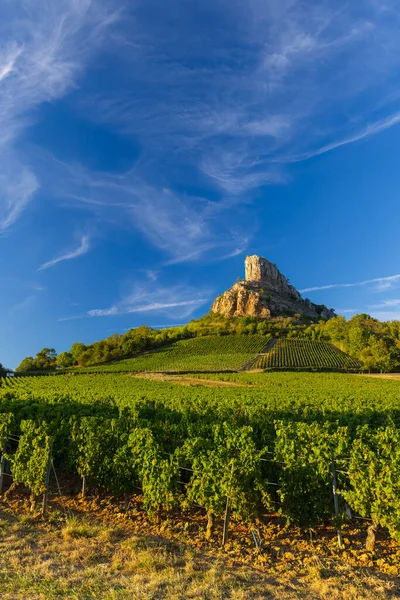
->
[211, 255, 336, 320]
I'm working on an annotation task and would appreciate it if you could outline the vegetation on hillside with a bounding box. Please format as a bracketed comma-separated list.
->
[74, 335, 269, 373]
[14, 312, 400, 373]
[2, 372, 400, 548]
[254, 339, 363, 370]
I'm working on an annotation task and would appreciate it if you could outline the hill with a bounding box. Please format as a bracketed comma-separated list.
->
[212, 255, 336, 320]
[252, 339, 363, 371]
[63, 335, 359, 374]
[77, 334, 269, 373]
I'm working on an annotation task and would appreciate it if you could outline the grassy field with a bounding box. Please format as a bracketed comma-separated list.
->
[1, 497, 399, 600]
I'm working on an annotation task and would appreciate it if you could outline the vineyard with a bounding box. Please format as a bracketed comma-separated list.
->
[1, 372, 400, 552]
[74, 334, 269, 373]
[254, 339, 363, 370]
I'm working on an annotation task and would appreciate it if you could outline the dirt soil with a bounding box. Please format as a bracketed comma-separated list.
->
[0, 486, 399, 599]
[131, 372, 253, 387]
[358, 374, 400, 381]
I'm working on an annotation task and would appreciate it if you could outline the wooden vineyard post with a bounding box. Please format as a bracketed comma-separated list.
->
[82, 475, 87, 499]
[0, 452, 6, 495]
[331, 460, 345, 550]
[222, 494, 231, 546]
[42, 442, 53, 517]
[222, 462, 234, 547]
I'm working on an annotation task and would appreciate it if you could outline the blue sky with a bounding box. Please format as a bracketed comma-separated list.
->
[1, 0, 400, 368]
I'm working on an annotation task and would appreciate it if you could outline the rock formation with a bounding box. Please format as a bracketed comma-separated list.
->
[211, 255, 336, 320]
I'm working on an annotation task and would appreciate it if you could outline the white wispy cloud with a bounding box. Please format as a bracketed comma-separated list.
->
[287, 111, 400, 163]
[9, 294, 38, 314]
[368, 310, 400, 322]
[368, 299, 400, 309]
[0, 0, 119, 231]
[18, 0, 400, 267]
[88, 282, 210, 318]
[56, 0, 400, 243]
[4, 0, 400, 273]
[38, 234, 90, 271]
[0, 162, 39, 232]
[300, 274, 400, 294]
[39, 159, 251, 264]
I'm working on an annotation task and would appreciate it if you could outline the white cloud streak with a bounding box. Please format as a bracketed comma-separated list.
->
[3, 0, 400, 274]
[287, 112, 400, 163]
[368, 299, 400, 309]
[300, 274, 400, 294]
[368, 310, 400, 322]
[40, 159, 251, 264]
[88, 282, 210, 318]
[17, 0, 400, 266]
[78, 0, 400, 195]
[0, 0, 119, 231]
[38, 235, 90, 271]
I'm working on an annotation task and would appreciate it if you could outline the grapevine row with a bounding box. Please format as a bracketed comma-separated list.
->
[254, 339, 363, 370]
[1, 412, 399, 548]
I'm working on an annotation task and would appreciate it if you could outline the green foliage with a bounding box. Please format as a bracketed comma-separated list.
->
[56, 352, 74, 369]
[274, 421, 349, 529]
[0, 363, 12, 378]
[255, 339, 362, 370]
[15, 357, 35, 373]
[16, 310, 400, 373]
[16, 348, 57, 373]
[130, 427, 179, 514]
[76, 335, 268, 373]
[182, 423, 267, 522]
[70, 417, 114, 484]
[2, 371, 400, 542]
[343, 426, 400, 542]
[70, 414, 138, 496]
[319, 315, 400, 372]
[11, 420, 51, 498]
[0, 413, 14, 450]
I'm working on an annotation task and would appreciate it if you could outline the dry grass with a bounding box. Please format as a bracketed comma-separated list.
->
[131, 372, 253, 387]
[358, 373, 400, 380]
[0, 505, 399, 600]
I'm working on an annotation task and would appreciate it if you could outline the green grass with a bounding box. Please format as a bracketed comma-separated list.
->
[253, 339, 363, 371]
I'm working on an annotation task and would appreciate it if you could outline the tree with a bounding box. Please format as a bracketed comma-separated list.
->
[56, 352, 74, 369]
[0, 363, 11, 377]
[70, 342, 87, 364]
[34, 348, 57, 370]
[15, 357, 35, 373]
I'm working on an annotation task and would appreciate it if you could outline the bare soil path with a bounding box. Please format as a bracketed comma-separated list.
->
[358, 373, 400, 381]
[130, 372, 253, 387]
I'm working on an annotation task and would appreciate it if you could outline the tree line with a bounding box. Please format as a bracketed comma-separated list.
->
[12, 312, 400, 373]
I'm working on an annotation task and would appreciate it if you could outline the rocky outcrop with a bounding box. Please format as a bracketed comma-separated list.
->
[211, 255, 336, 320]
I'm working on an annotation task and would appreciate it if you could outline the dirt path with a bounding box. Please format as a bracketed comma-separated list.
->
[358, 373, 400, 380]
[130, 372, 253, 387]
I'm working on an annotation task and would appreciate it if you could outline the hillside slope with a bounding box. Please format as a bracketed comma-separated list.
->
[77, 334, 269, 373]
[72, 335, 362, 374]
[253, 339, 363, 371]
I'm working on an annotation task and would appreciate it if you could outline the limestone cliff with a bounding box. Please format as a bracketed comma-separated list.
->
[211, 255, 336, 320]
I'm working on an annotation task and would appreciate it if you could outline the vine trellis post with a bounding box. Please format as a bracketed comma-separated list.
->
[0, 451, 5, 495]
[42, 441, 53, 516]
[331, 460, 345, 550]
[222, 462, 234, 546]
